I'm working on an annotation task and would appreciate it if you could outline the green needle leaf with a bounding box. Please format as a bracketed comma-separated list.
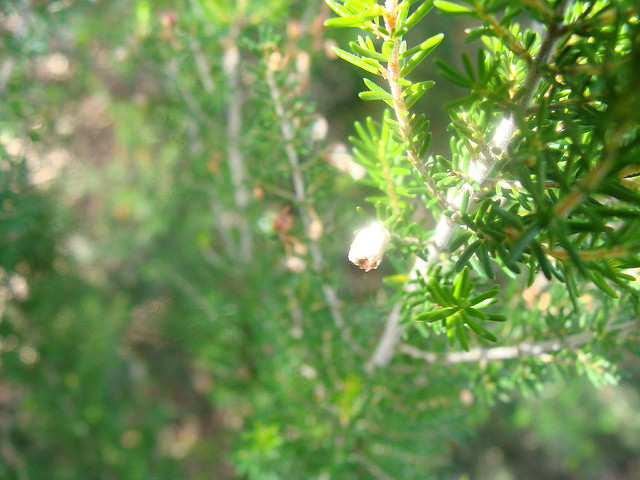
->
[404, 80, 435, 108]
[416, 307, 458, 322]
[349, 40, 387, 62]
[434, 58, 473, 88]
[359, 90, 395, 107]
[433, 0, 476, 16]
[455, 315, 469, 351]
[400, 34, 444, 77]
[465, 316, 497, 342]
[456, 240, 481, 272]
[325, 0, 349, 17]
[332, 46, 381, 75]
[449, 230, 473, 252]
[468, 285, 499, 307]
[477, 245, 495, 280]
[325, 15, 369, 27]
[588, 269, 618, 298]
[509, 222, 542, 263]
[401, 0, 435, 33]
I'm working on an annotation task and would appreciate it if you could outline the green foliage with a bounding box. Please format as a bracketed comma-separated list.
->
[1, 0, 640, 479]
[0, 156, 58, 273]
[327, 0, 640, 355]
[413, 267, 505, 349]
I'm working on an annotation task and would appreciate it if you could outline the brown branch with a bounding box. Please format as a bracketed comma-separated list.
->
[379, 2, 449, 209]
[543, 244, 629, 262]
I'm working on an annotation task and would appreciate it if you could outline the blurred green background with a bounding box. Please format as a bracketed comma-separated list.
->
[1, 1, 639, 479]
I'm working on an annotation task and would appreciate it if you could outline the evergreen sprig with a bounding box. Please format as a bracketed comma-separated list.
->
[327, 0, 640, 363]
[326, 0, 446, 206]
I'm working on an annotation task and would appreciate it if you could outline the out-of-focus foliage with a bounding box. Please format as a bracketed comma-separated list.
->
[0, 1, 639, 479]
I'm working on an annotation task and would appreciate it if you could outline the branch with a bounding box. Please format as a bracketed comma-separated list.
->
[265, 59, 365, 355]
[189, 36, 216, 95]
[365, 302, 402, 372]
[367, 0, 572, 370]
[543, 244, 629, 262]
[223, 28, 253, 262]
[379, 3, 449, 209]
[398, 320, 638, 365]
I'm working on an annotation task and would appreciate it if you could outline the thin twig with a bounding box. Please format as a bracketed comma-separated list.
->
[378, 1, 451, 210]
[223, 27, 253, 261]
[284, 287, 305, 338]
[187, 0, 216, 95]
[399, 320, 638, 365]
[365, 303, 402, 371]
[188, 38, 215, 94]
[265, 60, 365, 355]
[367, 0, 572, 370]
[163, 60, 209, 123]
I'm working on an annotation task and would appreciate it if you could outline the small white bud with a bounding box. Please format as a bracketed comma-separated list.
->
[292, 239, 308, 256]
[348, 221, 390, 272]
[300, 364, 317, 379]
[223, 45, 240, 75]
[8, 273, 29, 301]
[286, 255, 306, 273]
[296, 51, 311, 76]
[326, 143, 366, 180]
[310, 115, 329, 142]
[307, 219, 323, 241]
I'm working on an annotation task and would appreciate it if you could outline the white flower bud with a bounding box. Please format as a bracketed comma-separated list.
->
[286, 255, 306, 273]
[307, 219, 323, 241]
[348, 221, 390, 272]
[326, 143, 366, 180]
[310, 115, 329, 142]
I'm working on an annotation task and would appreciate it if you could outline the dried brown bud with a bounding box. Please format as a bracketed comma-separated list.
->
[272, 206, 293, 239]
